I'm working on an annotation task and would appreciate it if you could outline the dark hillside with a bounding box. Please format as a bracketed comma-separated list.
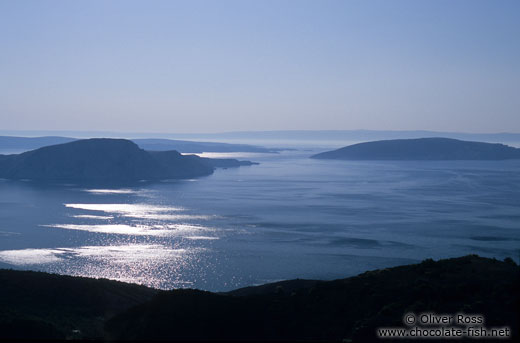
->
[0, 269, 157, 340]
[106, 255, 518, 341]
[1, 255, 517, 341]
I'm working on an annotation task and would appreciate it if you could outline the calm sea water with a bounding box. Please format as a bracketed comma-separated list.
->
[1, 149, 519, 291]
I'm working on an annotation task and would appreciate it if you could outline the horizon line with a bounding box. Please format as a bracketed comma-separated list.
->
[1, 129, 519, 137]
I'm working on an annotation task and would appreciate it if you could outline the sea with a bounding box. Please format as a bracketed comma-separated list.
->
[1, 143, 519, 291]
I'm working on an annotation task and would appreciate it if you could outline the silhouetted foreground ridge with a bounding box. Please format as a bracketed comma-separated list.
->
[311, 137, 520, 160]
[0, 255, 517, 341]
[0, 138, 256, 183]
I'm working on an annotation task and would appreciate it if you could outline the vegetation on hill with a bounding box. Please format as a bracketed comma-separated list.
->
[0, 269, 157, 340]
[0, 255, 517, 341]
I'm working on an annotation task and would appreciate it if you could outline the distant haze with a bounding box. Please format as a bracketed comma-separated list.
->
[1, 0, 519, 133]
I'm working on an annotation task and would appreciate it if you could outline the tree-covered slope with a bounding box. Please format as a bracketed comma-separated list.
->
[1, 256, 517, 341]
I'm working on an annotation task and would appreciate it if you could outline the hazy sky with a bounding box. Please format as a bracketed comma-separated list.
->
[1, 0, 519, 133]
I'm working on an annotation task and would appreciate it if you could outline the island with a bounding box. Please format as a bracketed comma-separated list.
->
[311, 137, 520, 160]
[0, 255, 517, 341]
[132, 138, 278, 153]
[0, 135, 278, 154]
[0, 138, 257, 183]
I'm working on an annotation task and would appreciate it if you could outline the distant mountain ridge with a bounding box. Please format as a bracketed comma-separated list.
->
[0, 136, 275, 154]
[132, 138, 276, 153]
[311, 137, 520, 160]
[2, 130, 520, 143]
[0, 138, 256, 183]
[168, 130, 520, 143]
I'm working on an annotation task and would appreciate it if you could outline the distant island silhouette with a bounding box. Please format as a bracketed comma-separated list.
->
[0, 135, 278, 154]
[311, 137, 520, 160]
[0, 138, 256, 183]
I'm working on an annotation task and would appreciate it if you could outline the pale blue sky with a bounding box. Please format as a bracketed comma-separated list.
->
[0, 0, 518, 133]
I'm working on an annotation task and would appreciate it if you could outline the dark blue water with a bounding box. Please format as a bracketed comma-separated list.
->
[1, 150, 519, 291]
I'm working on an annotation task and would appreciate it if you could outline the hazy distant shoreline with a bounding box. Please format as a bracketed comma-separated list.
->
[1, 129, 519, 142]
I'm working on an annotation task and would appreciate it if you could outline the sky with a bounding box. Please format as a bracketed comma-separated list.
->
[0, 0, 519, 134]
